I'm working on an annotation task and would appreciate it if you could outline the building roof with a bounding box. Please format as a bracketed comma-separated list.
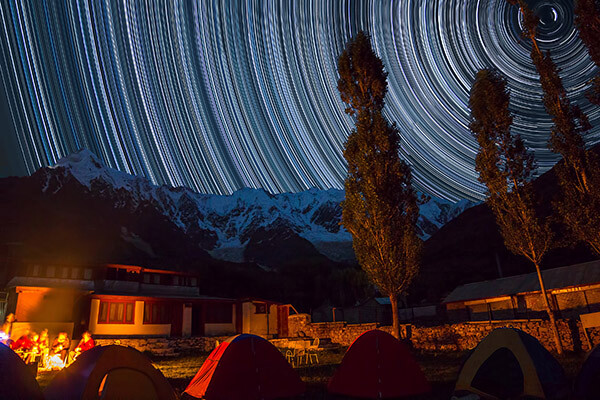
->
[444, 259, 600, 304]
[8, 277, 95, 291]
[374, 297, 391, 305]
[91, 292, 235, 301]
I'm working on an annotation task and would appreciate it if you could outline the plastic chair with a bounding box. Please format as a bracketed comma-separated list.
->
[285, 349, 296, 367]
[295, 348, 307, 366]
[307, 338, 319, 364]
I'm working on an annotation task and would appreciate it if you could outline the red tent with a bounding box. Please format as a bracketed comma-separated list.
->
[328, 330, 430, 399]
[185, 334, 304, 400]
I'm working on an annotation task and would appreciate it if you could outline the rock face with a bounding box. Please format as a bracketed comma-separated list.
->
[2, 149, 474, 266]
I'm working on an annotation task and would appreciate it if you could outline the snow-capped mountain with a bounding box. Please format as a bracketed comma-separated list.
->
[38, 149, 474, 263]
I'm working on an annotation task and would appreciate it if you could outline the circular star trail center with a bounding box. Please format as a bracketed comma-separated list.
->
[0, 0, 598, 201]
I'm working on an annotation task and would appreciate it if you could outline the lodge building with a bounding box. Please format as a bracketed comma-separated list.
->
[444, 259, 600, 322]
[1, 263, 289, 342]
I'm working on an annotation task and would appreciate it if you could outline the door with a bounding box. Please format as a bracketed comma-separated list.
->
[170, 303, 183, 337]
[277, 305, 289, 338]
[191, 304, 205, 336]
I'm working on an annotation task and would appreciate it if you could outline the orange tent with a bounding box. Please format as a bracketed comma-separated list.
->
[0, 343, 44, 400]
[328, 330, 430, 399]
[185, 334, 304, 400]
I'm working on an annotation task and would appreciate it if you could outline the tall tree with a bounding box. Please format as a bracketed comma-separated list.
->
[575, 0, 600, 105]
[470, 69, 563, 354]
[509, 0, 600, 256]
[338, 31, 421, 339]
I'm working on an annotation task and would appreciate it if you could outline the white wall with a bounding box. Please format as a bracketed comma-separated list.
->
[204, 304, 236, 336]
[10, 321, 75, 342]
[88, 300, 170, 336]
[242, 302, 278, 337]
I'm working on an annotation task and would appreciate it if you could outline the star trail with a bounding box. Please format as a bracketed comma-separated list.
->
[0, 0, 598, 201]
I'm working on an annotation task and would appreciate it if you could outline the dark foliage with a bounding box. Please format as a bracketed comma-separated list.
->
[510, 0, 600, 256]
[337, 31, 421, 338]
[469, 68, 562, 353]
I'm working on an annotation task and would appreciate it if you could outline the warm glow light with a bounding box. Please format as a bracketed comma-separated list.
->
[43, 354, 65, 371]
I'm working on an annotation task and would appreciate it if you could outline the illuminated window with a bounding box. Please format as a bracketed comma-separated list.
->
[143, 302, 171, 324]
[97, 300, 134, 324]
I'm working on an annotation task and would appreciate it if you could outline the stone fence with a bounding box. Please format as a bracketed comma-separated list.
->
[95, 335, 230, 357]
[288, 313, 600, 353]
[92, 314, 600, 357]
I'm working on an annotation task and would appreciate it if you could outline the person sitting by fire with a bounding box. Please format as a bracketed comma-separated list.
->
[25, 331, 42, 364]
[0, 313, 15, 345]
[10, 328, 34, 352]
[36, 328, 50, 363]
[68, 331, 94, 364]
[50, 332, 70, 362]
[10, 329, 38, 364]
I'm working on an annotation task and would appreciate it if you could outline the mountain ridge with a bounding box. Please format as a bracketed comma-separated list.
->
[37, 149, 475, 264]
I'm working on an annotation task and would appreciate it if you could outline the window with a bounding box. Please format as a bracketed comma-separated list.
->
[254, 303, 268, 314]
[206, 303, 233, 324]
[32, 265, 40, 277]
[97, 300, 135, 324]
[143, 302, 171, 324]
[61, 267, 70, 278]
[84, 268, 93, 280]
[143, 274, 151, 284]
[71, 268, 81, 279]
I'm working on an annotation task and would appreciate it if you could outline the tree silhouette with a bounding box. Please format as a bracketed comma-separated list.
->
[470, 69, 563, 354]
[509, 0, 600, 256]
[575, 0, 600, 105]
[338, 31, 421, 339]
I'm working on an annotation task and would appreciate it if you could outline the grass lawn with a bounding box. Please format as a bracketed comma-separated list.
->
[35, 347, 588, 399]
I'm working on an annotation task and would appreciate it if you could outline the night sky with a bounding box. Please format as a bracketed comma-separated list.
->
[0, 0, 598, 201]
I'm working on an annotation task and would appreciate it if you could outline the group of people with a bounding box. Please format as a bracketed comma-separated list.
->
[1, 313, 95, 370]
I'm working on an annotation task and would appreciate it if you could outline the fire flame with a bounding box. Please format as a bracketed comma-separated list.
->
[43, 354, 65, 371]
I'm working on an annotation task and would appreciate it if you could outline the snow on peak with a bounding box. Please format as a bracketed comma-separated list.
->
[42, 149, 476, 261]
[50, 149, 147, 191]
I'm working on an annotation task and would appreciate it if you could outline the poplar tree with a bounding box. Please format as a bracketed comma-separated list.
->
[338, 31, 421, 339]
[509, 0, 600, 256]
[470, 69, 563, 354]
[575, 0, 600, 105]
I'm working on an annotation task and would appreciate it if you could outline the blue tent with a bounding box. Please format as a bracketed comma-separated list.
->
[454, 328, 569, 399]
[0, 343, 44, 400]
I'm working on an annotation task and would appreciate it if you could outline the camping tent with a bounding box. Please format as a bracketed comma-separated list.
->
[327, 329, 430, 399]
[44, 345, 176, 400]
[0, 343, 44, 400]
[184, 334, 304, 400]
[574, 343, 600, 399]
[454, 328, 569, 399]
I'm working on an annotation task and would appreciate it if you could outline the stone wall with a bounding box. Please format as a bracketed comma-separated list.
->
[95, 335, 230, 357]
[289, 313, 600, 352]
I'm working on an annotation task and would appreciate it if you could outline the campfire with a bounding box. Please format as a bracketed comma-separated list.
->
[41, 354, 66, 371]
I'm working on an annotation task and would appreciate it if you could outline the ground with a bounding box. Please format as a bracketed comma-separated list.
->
[35, 347, 587, 399]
